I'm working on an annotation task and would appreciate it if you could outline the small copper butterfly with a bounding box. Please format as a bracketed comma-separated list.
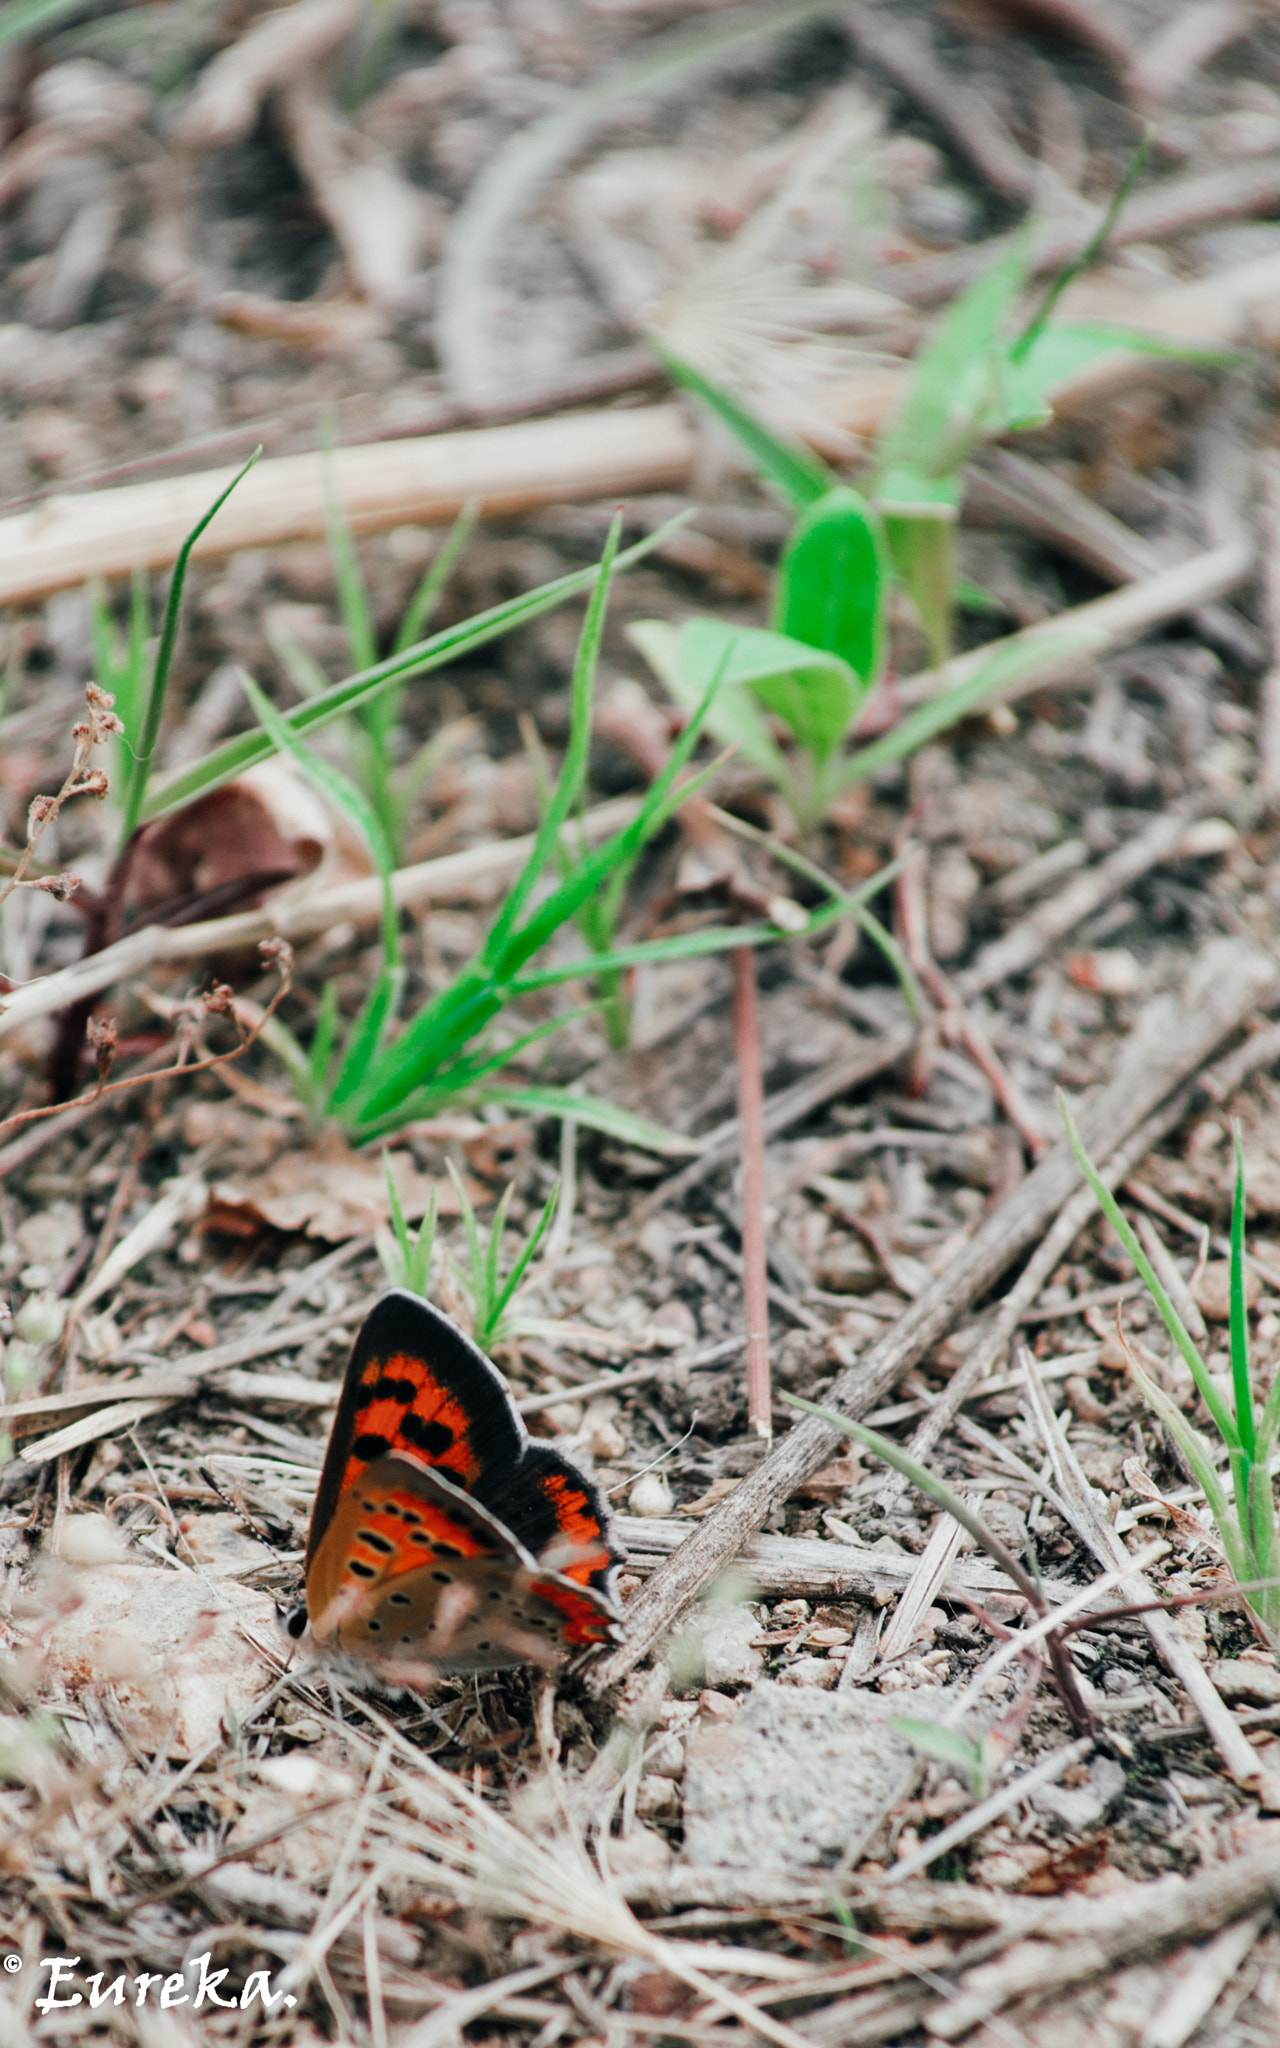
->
[285, 1290, 622, 1684]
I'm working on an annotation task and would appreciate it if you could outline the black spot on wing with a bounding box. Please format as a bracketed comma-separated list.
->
[353, 1432, 392, 1461]
[399, 1412, 455, 1458]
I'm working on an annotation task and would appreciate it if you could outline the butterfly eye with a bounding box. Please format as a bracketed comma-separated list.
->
[283, 1602, 308, 1640]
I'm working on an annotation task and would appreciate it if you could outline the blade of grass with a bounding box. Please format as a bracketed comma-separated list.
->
[139, 516, 689, 825]
[119, 448, 260, 844]
[1230, 1122, 1257, 1462]
[652, 340, 832, 509]
[484, 515, 621, 962]
[833, 628, 1095, 790]
[393, 503, 479, 657]
[1059, 1092, 1241, 1451]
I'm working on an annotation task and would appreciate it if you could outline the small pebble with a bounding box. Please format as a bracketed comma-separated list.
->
[629, 1472, 674, 1518]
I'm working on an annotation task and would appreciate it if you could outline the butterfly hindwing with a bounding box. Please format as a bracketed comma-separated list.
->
[308, 1455, 615, 1676]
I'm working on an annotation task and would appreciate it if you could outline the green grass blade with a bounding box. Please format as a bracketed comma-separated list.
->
[393, 502, 479, 657]
[833, 629, 1093, 791]
[1012, 132, 1151, 363]
[139, 517, 687, 824]
[493, 1180, 557, 1323]
[0, 0, 94, 51]
[119, 448, 260, 844]
[1059, 1094, 1240, 1451]
[485, 1182, 516, 1327]
[327, 962, 406, 1114]
[238, 669, 401, 970]
[483, 515, 621, 965]
[323, 426, 377, 677]
[653, 340, 832, 508]
[475, 1085, 703, 1157]
[1229, 1122, 1257, 1461]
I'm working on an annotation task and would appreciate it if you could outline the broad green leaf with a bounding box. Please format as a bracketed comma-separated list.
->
[772, 486, 888, 691]
[653, 341, 832, 509]
[628, 619, 786, 782]
[682, 618, 857, 767]
[1000, 323, 1238, 431]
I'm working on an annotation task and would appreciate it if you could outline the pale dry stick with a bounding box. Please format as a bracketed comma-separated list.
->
[1019, 1350, 1263, 1790]
[874, 1004, 1280, 1513]
[877, 1495, 975, 1662]
[847, 7, 1046, 202]
[1129, 0, 1256, 107]
[0, 795, 639, 1042]
[954, 790, 1220, 1001]
[587, 937, 1278, 1695]
[882, 151, 1280, 304]
[967, 449, 1258, 662]
[0, 411, 698, 606]
[731, 947, 772, 1441]
[883, 1736, 1095, 1888]
[927, 1837, 1280, 2040]
[1137, 1909, 1270, 2048]
[892, 536, 1252, 715]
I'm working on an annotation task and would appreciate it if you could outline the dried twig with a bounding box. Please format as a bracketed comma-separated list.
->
[588, 938, 1278, 1693]
[0, 943, 293, 1141]
[878, 998, 1280, 1508]
[0, 797, 638, 1042]
[1019, 1350, 1264, 1789]
[927, 1839, 1280, 2038]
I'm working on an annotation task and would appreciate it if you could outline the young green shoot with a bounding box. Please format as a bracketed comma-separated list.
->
[379, 1155, 437, 1297]
[1061, 1095, 1280, 1647]
[117, 448, 261, 844]
[445, 1160, 557, 1352]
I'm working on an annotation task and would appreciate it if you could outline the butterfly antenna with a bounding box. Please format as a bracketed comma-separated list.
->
[198, 1463, 285, 1556]
[605, 1412, 699, 1497]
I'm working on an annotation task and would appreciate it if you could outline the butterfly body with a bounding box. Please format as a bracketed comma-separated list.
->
[289, 1290, 622, 1684]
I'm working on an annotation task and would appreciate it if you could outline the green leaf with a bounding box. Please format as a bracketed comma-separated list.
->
[476, 1085, 704, 1156]
[140, 516, 690, 824]
[881, 510, 955, 669]
[1058, 1094, 1240, 1451]
[628, 619, 787, 783]
[874, 236, 1032, 508]
[653, 340, 832, 508]
[1000, 323, 1237, 430]
[834, 630, 1091, 791]
[890, 1719, 987, 1796]
[772, 486, 888, 691]
[1230, 1122, 1257, 1463]
[119, 448, 260, 842]
[238, 670, 400, 969]
[683, 618, 858, 767]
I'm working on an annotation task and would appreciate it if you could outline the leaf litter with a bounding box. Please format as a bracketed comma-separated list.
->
[7, 2, 1280, 2043]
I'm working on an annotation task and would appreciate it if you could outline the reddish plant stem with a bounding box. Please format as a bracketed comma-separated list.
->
[732, 945, 771, 1443]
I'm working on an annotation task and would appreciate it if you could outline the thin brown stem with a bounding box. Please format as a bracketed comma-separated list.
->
[732, 945, 771, 1444]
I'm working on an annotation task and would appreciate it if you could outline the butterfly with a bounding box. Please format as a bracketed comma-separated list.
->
[285, 1290, 623, 1684]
